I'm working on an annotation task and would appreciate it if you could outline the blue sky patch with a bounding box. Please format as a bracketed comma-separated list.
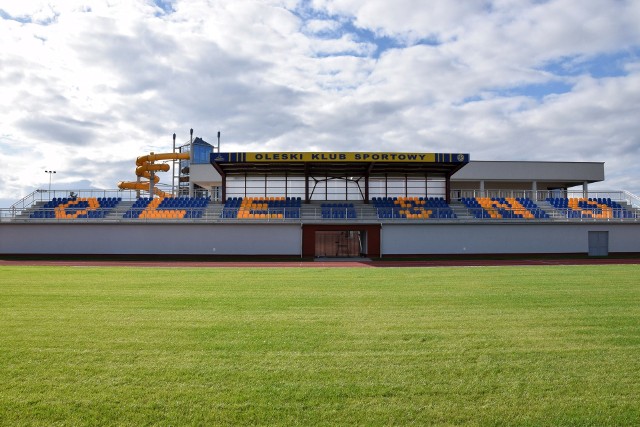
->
[339, 21, 403, 58]
[293, 2, 421, 59]
[152, 0, 174, 15]
[0, 8, 32, 23]
[541, 49, 640, 79]
[492, 80, 573, 100]
[459, 95, 484, 105]
[0, 7, 59, 25]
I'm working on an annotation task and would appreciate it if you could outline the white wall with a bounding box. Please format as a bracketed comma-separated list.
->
[0, 223, 302, 255]
[190, 164, 222, 187]
[381, 223, 640, 255]
[2, 222, 639, 256]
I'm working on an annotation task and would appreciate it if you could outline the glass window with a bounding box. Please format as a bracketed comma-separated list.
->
[192, 144, 212, 164]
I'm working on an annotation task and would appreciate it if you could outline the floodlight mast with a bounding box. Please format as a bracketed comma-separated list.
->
[172, 133, 176, 196]
[45, 170, 56, 193]
[189, 128, 194, 197]
[149, 152, 155, 196]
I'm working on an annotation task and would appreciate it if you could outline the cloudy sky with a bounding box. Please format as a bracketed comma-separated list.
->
[1, 0, 640, 207]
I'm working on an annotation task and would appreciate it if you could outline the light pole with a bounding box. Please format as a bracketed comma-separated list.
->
[45, 170, 56, 193]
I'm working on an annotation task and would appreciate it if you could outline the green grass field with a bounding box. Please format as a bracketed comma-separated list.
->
[1, 265, 639, 426]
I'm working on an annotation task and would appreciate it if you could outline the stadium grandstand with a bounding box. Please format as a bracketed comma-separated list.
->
[1, 132, 639, 258]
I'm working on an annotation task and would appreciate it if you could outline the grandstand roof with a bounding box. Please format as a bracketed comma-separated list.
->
[211, 152, 470, 177]
[452, 161, 605, 189]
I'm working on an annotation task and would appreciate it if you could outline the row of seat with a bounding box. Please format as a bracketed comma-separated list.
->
[461, 197, 550, 219]
[158, 196, 210, 209]
[225, 196, 302, 206]
[222, 197, 302, 219]
[547, 197, 634, 219]
[131, 209, 204, 219]
[372, 196, 449, 207]
[31, 197, 122, 219]
[321, 203, 357, 219]
[29, 195, 636, 221]
[41, 196, 122, 209]
[372, 197, 456, 219]
[123, 196, 210, 219]
[547, 197, 622, 208]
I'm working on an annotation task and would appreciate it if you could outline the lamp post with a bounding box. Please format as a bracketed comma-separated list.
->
[45, 170, 56, 193]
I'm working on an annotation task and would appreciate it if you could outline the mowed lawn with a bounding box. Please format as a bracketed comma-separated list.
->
[1, 265, 639, 426]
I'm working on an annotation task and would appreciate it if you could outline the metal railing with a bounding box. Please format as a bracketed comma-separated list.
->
[461, 207, 637, 221]
[8, 188, 638, 209]
[6, 206, 217, 223]
[9, 189, 142, 210]
[2, 189, 640, 223]
[621, 190, 640, 208]
[450, 189, 639, 204]
[3, 205, 638, 223]
[220, 207, 302, 220]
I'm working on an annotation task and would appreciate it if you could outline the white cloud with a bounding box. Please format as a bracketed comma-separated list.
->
[311, 0, 487, 42]
[1, 0, 640, 208]
[304, 18, 340, 34]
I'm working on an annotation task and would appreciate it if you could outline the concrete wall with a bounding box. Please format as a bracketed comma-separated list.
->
[0, 223, 302, 255]
[190, 164, 222, 184]
[2, 221, 639, 256]
[381, 223, 640, 255]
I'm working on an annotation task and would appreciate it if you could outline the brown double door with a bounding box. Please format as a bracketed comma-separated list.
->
[302, 224, 381, 258]
[315, 231, 361, 257]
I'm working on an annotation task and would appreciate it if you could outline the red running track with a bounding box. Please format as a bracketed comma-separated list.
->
[1, 257, 639, 268]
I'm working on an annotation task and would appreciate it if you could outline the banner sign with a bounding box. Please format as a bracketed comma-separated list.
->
[212, 152, 469, 163]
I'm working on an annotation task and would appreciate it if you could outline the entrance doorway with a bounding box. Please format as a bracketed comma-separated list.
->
[302, 224, 380, 258]
[315, 231, 362, 257]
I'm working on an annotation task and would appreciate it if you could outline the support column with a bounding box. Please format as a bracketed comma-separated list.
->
[172, 133, 176, 196]
[404, 174, 408, 197]
[384, 173, 388, 198]
[188, 128, 194, 198]
[364, 174, 369, 203]
[365, 163, 373, 204]
[212, 162, 226, 202]
[583, 181, 589, 199]
[532, 181, 538, 201]
[345, 174, 348, 200]
[425, 173, 428, 198]
[304, 163, 310, 203]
